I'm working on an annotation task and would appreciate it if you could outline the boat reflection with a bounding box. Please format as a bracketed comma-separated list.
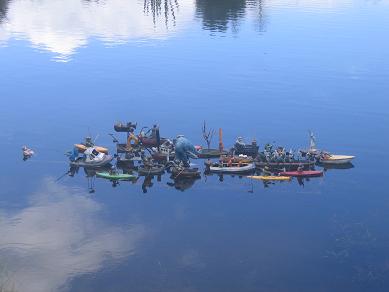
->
[63, 160, 204, 193]
[205, 171, 248, 182]
[0, 179, 145, 292]
[320, 162, 355, 171]
[141, 174, 163, 193]
[167, 176, 201, 191]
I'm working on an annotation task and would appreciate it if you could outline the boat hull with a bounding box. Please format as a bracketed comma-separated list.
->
[255, 161, 314, 170]
[280, 170, 323, 177]
[319, 155, 355, 165]
[247, 175, 291, 181]
[209, 163, 255, 174]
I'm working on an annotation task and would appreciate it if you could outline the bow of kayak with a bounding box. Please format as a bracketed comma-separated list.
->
[247, 176, 291, 181]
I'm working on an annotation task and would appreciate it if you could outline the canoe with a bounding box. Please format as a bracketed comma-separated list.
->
[280, 170, 323, 177]
[96, 172, 136, 180]
[247, 175, 291, 181]
[209, 162, 255, 174]
[75, 144, 109, 154]
[319, 155, 355, 165]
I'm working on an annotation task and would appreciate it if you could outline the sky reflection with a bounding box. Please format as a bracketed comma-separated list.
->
[0, 0, 272, 61]
[0, 0, 195, 60]
[0, 179, 145, 292]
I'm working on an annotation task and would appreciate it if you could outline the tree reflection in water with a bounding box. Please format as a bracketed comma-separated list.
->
[196, 0, 265, 32]
[144, 0, 179, 27]
[0, 0, 9, 22]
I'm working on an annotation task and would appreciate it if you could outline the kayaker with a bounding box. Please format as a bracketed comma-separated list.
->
[297, 164, 304, 172]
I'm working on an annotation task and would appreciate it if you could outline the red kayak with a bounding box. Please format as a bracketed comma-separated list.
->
[280, 170, 323, 177]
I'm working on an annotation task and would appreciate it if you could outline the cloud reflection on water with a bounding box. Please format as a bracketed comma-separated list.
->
[0, 0, 195, 61]
[0, 179, 145, 292]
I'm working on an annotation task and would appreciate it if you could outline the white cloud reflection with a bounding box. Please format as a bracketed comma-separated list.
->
[0, 0, 195, 61]
[0, 179, 145, 292]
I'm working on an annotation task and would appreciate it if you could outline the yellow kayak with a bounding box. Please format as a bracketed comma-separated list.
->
[74, 144, 109, 154]
[247, 175, 291, 181]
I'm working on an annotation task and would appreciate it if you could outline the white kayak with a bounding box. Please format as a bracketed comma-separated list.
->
[209, 162, 255, 173]
[320, 154, 355, 164]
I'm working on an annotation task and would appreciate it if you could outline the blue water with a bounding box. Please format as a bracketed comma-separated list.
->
[1, 0, 389, 291]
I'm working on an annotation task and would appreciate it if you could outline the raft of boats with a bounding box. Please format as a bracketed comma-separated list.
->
[63, 123, 354, 188]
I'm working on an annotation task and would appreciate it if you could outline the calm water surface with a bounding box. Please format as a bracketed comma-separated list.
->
[1, 0, 389, 291]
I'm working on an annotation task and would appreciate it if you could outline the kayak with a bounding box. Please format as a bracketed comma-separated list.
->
[75, 144, 109, 154]
[96, 172, 136, 180]
[280, 170, 323, 177]
[208, 162, 255, 174]
[255, 160, 314, 170]
[319, 154, 355, 164]
[247, 176, 291, 181]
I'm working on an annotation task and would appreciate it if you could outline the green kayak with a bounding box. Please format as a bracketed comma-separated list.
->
[96, 172, 136, 180]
